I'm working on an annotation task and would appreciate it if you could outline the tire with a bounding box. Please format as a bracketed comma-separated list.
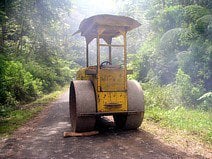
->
[69, 80, 96, 132]
[114, 80, 144, 130]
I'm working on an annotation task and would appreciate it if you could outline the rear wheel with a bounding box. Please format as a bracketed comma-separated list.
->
[69, 80, 96, 132]
[114, 80, 144, 130]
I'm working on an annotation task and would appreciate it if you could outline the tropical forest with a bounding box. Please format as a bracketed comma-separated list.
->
[0, 0, 211, 158]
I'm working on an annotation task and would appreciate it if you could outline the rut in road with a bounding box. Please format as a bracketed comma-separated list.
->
[0, 91, 206, 159]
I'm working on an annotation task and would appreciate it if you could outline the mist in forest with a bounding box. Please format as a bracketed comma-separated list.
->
[0, 0, 211, 114]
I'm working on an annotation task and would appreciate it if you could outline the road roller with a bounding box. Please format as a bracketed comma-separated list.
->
[70, 14, 144, 132]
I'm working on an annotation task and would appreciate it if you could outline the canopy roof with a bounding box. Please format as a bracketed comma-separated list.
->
[73, 14, 141, 44]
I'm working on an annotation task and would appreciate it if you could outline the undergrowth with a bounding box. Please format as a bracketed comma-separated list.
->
[144, 106, 212, 144]
[0, 86, 68, 137]
[0, 107, 43, 135]
[142, 80, 212, 145]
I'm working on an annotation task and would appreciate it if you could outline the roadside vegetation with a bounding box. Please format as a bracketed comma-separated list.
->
[0, 1, 77, 136]
[144, 106, 211, 144]
[120, 0, 211, 145]
[143, 82, 211, 144]
[0, 86, 68, 137]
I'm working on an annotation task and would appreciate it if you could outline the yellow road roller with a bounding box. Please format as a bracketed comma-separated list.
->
[70, 14, 144, 132]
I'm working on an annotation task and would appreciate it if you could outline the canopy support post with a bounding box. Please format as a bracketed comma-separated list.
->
[108, 38, 112, 63]
[86, 42, 89, 67]
[123, 32, 127, 90]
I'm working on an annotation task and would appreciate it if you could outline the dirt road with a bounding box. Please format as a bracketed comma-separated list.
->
[0, 91, 207, 159]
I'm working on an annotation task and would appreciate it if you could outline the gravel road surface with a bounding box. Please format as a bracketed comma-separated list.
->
[0, 91, 206, 159]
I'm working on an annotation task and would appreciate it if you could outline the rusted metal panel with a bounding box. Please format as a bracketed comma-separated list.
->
[100, 68, 125, 91]
[97, 91, 127, 112]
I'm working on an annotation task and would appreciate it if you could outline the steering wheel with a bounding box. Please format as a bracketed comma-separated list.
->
[100, 61, 112, 68]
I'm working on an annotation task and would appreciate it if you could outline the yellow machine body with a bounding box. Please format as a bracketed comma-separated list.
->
[76, 67, 128, 113]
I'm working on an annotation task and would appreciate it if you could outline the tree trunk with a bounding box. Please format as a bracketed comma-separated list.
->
[161, 0, 165, 9]
[0, 0, 6, 52]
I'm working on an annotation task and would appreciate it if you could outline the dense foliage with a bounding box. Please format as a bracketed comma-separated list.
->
[0, 0, 78, 115]
[0, 0, 211, 118]
[120, 0, 211, 110]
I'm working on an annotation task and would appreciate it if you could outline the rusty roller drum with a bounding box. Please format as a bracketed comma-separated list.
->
[69, 80, 96, 132]
[114, 80, 144, 129]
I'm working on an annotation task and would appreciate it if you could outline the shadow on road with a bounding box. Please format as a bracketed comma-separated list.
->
[0, 98, 208, 159]
[91, 116, 206, 159]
